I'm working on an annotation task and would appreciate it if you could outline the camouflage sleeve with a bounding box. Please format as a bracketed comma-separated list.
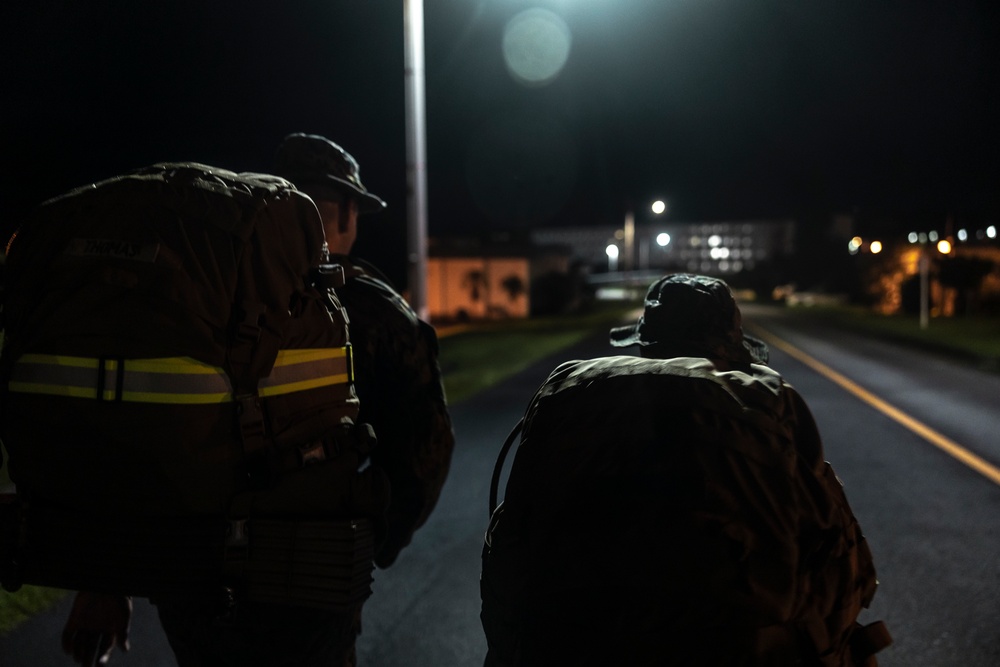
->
[339, 274, 456, 568]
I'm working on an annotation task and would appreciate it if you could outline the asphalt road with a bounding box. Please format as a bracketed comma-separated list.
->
[741, 304, 1000, 667]
[3, 305, 999, 666]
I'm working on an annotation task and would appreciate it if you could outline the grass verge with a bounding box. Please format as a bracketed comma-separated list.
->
[780, 304, 1000, 369]
[438, 300, 640, 405]
[0, 586, 68, 636]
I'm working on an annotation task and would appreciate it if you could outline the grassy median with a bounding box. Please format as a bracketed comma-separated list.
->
[778, 304, 1000, 370]
[438, 300, 640, 405]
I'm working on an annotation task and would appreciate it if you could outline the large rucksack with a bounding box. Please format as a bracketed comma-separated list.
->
[0, 162, 388, 610]
[481, 355, 890, 666]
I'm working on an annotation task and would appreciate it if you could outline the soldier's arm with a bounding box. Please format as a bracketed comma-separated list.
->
[371, 318, 455, 568]
[61, 591, 131, 666]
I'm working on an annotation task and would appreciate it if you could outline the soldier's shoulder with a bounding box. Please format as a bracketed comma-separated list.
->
[332, 257, 419, 326]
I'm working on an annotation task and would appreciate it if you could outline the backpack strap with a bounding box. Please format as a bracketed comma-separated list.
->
[489, 418, 524, 518]
[328, 254, 393, 287]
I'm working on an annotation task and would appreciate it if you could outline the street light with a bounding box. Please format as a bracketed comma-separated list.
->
[606, 244, 619, 272]
[404, 0, 429, 319]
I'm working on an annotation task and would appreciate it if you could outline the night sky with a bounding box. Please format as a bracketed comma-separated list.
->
[3, 1, 998, 285]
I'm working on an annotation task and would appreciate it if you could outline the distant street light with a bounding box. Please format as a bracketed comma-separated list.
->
[606, 244, 619, 272]
[625, 198, 668, 273]
[937, 239, 952, 254]
[656, 232, 671, 247]
[869, 240, 883, 254]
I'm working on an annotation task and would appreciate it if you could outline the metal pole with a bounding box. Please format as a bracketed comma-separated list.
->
[623, 208, 635, 274]
[404, 0, 429, 319]
[919, 251, 929, 329]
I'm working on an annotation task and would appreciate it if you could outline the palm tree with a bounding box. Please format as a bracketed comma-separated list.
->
[462, 269, 490, 317]
[500, 275, 526, 303]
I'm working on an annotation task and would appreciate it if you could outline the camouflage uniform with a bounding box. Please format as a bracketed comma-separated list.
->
[481, 274, 890, 666]
[330, 255, 455, 568]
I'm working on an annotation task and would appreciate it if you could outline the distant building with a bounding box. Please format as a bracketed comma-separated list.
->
[530, 219, 796, 276]
[427, 236, 572, 322]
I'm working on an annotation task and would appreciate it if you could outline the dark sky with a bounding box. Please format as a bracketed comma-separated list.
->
[2, 0, 998, 283]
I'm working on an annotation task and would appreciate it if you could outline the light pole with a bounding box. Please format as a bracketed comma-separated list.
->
[919, 251, 929, 330]
[404, 0, 429, 319]
[636, 200, 668, 271]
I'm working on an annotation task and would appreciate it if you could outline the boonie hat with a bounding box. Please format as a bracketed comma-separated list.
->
[273, 133, 386, 213]
[610, 273, 768, 365]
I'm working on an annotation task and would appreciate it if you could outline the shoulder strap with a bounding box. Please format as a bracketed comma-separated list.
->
[330, 254, 396, 289]
[489, 418, 524, 518]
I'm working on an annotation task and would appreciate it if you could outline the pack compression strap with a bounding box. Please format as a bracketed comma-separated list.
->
[489, 419, 524, 518]
[6, 347, 352, 404]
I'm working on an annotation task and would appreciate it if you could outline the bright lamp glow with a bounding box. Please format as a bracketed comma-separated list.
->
[503, 9, 572, 87]
[937, 240, 952, 254]
[651, 200, 666, 215]
[605, 244, 619, 259]
[869, 240, 882, 254]
[656, 232, 671, 246]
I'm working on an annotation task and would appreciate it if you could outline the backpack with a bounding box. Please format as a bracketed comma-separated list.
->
[0, 162, 388, 610]
[481, 355, 890, 666]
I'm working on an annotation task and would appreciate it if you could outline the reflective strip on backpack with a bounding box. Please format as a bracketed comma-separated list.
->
[258, 347, 353, 398]
[7, 347, 352, 404]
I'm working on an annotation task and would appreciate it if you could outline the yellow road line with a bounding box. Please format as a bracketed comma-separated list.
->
[748, 324, 1000, 487]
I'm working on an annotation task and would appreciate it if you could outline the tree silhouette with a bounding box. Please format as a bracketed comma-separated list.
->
[937, 256, 995, 315]
[462, 269, 490, 310]
[500, 274, 526, 303]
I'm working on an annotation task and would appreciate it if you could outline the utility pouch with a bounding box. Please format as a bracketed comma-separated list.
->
[0, 497, 375, 612]
[238, 517, 375, 612]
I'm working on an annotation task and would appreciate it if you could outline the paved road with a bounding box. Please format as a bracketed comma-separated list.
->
[742, 304, 1000, 667]
[4, 307, 999, 666]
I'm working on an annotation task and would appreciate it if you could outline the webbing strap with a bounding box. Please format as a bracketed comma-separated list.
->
[7, 348, 352, 404]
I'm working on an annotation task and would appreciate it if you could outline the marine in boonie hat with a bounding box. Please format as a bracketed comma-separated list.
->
[609, 273, 769, 366]
[273, 133, 386, 214]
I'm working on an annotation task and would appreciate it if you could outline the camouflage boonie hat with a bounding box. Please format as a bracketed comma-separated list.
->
[273, 133, 386, 214]
[610, 273, 768, 365]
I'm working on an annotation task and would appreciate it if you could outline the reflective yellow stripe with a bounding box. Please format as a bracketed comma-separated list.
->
[272, 348, 348, 366]
[118, 390, 233, 405]
[124, 357, 228, 374]
[6, 382, 108, 400]
[258, 347, 352, 398]
[7, 348, 352, 404]
[258, 374, 352, 398]
[18, 353, 102, 369]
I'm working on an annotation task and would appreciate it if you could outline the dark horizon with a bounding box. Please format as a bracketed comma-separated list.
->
[3, 1, 998, 285]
